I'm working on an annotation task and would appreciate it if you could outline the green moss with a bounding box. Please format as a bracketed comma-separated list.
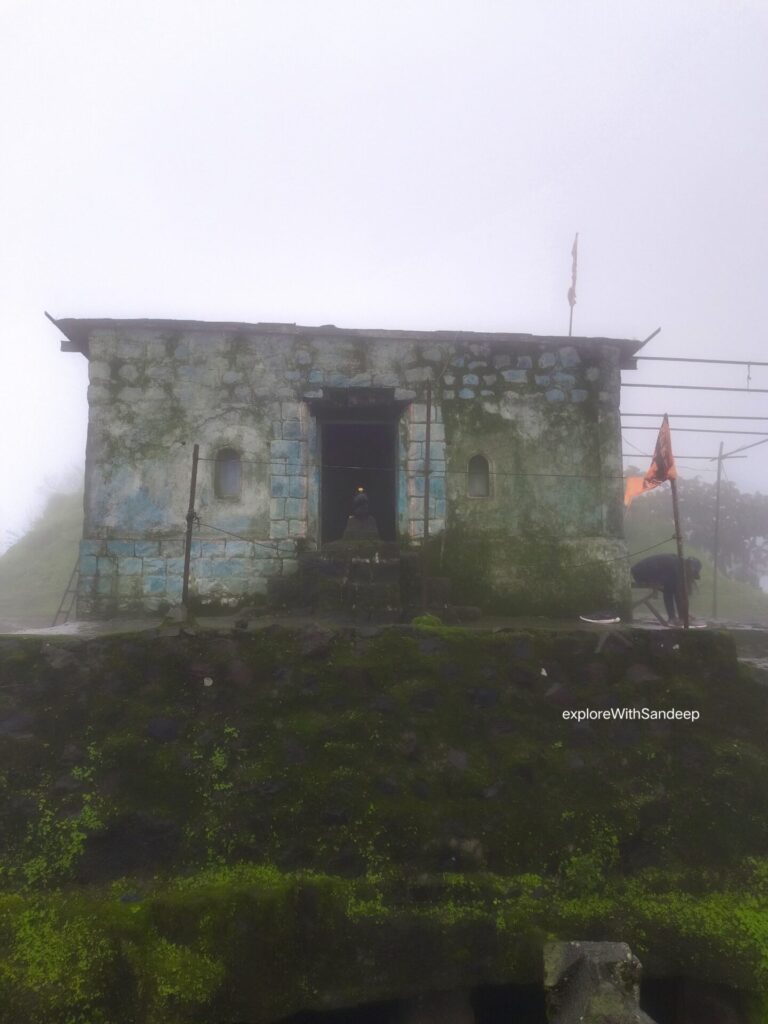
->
[0, 627, 766, 1018]
[2, 866, 768, 1022]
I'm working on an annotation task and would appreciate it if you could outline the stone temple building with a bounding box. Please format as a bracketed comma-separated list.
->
[53, 317, 644, 619]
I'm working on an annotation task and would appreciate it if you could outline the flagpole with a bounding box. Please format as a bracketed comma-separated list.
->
[712, 441, 724, 620]
[567, 232, 578, 337]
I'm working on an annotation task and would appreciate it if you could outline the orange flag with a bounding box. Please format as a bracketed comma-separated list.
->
[624, 414, 677, 506]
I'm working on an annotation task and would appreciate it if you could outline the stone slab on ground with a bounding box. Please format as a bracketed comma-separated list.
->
[544, 941, 657, 1024]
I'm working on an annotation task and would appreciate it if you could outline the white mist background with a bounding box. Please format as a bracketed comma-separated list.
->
[1, 0, 766, 552]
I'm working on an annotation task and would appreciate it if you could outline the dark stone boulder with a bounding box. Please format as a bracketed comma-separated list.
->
[544, 941, 658, 1023]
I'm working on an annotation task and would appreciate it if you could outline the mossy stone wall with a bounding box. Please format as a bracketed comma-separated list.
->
[1, 627, 768, 1021]
[73, 322, 629, 618]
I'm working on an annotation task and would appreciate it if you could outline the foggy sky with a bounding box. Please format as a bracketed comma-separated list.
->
[1, 0, 766, 551]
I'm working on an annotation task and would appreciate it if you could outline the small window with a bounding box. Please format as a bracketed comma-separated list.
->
[214, 448, 242, 498]
[468, 454, 490, 497]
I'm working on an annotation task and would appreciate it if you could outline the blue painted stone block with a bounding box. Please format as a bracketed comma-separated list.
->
[96, 576, 114, 596]
[119, 557, 143, 575]
[458, 388, 475, 399]
[201, 541, 225, 556]
[135, 541, 160, 557]
[546, 388, 566, 402]
[79, 554, 98, 576]
[271, 520, 289, 538]
[254, 541, 278, 558]
[166, 558, 185, 576]
[270, 441, 300, 462]
[308, 369, 324, 383]
[142, 576, 167, 595]
[288, 476, 307, 498]
[225, 540, 251, 557]
[571, 389, 588, 403]
[430, 476, 446, 499]
[210, 558, 242, 579]
[97, 557, 116, 576]
[463, 374, 480, 386]
[535, 375, 551, 387]
[143, 558, 166, 576]
[538, 352, 556, 369]
[553, 372, 576, 387]
[285, 498, 304, 518]
[517, 356, 533, 369]
[107, 540, 135, 557]
[502, 369, 528, 384]
[81, 539, 103, 557]
[271, 476, 290, 497]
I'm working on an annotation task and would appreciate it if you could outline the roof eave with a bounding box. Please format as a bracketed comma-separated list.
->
[47, 314, 643, 367]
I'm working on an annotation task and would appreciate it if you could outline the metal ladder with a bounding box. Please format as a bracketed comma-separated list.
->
[52, 561, 79, 626]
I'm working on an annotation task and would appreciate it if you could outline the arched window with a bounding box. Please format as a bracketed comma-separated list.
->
[214, 448, 242, 498]
[467, 454, 490, 497]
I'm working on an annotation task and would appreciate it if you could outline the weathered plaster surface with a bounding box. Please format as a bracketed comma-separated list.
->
[71, 324, 630, 617]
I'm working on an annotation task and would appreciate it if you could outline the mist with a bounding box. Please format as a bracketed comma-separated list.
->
[1, 0, 766, 552]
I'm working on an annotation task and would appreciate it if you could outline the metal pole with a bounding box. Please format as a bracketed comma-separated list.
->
[624, 383, 768, 393]
[636, 355, 768, 366]
[181, 444, 200, 611]
[712, 441, 724, 620]
[670, 476, 689, 629]
[421, 382, 432, 610]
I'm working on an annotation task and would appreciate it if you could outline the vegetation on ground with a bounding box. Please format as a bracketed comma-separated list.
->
[0, 491, 83, 627]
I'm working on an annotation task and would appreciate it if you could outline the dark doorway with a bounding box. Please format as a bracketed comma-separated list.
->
[473, 983, 546, 1022]
[321, 421, 397, 543]
[279, 998, 397, 1023]
[277, 984, 547, 1023]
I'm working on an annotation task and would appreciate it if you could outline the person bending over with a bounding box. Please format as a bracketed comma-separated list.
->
[631, 553, 701, 624]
